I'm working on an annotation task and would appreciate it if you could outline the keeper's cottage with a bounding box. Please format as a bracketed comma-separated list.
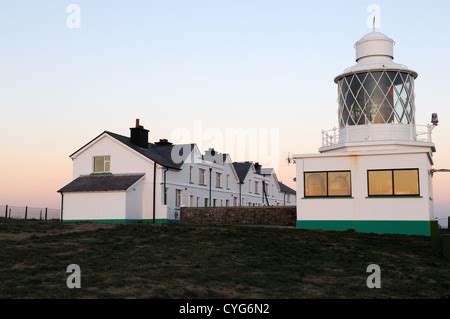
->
[58, 120, 296, 223]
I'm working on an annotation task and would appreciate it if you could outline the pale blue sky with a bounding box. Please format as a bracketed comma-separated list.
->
[1, 1, 449, 224]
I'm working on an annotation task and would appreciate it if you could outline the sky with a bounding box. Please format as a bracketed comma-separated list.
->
[0, 0, 449, 225]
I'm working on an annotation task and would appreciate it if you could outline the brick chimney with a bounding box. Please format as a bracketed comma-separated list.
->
[254, 162, 262, 174]
[130, 119, 149, 149]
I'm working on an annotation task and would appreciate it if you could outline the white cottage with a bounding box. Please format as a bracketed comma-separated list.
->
[294, 31, 438, 236]
[58, 120, 296, 223]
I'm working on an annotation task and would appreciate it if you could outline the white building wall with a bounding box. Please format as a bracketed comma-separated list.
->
[126, 180, 143, 219]
[296, 152, 433, 222]
[64, 192, 127, 220]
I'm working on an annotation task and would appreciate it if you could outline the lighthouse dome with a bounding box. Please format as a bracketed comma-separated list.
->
[336, 31, 417, 78]
[355, 31, 394, 62]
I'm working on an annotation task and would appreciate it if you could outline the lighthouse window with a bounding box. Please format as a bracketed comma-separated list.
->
[305, 172, 327, 197]
[394, 170, 419, 195]
[304, 171, 351, 198]
[368, 169, 420, 196]
[368, 170, 393, 196]
[328, 172, 352, 196]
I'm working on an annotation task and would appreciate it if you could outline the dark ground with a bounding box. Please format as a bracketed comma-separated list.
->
[0, 218, 449, 298]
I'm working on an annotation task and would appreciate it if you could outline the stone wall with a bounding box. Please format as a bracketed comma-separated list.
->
[180, 206, 296, 226]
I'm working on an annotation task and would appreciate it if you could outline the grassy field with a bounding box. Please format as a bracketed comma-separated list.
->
[0, 218, 449, 299]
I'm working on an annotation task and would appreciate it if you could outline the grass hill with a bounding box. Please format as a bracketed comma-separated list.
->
[0, 219, 449, 298]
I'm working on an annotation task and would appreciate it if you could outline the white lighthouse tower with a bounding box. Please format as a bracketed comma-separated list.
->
[294, 31, 438, 236]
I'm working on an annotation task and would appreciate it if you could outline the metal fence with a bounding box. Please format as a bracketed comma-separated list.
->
[0, 205, 60, 221]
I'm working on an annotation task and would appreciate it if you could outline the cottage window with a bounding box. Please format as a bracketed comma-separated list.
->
[216, 172, 222, 188]
[199, 168, 206, 185]
[93, 156, 111, 173]
[175, 189, 182, 207]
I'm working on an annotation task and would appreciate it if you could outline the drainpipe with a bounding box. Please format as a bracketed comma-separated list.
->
[209, 167, 212, 207]
[262, 180, 269, 206]
[163, 167, 168, 205]
[59, 192, 64, 222]
[239, 182, 242, 206]
[262, 181, 265, 204]
[153, 162, 157, 223]
[283, 192, 286, 206]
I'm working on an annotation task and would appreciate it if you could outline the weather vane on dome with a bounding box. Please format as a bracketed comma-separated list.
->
[372, 16, 376, 31]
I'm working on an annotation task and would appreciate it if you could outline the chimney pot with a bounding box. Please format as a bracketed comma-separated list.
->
[136, 119, 140, 128]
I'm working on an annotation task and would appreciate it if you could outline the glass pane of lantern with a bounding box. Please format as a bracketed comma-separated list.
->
[328, 172, 351, 196]
[305, 172, 327, 197]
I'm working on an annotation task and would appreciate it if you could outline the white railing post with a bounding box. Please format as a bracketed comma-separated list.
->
[321, 130, 325, 146]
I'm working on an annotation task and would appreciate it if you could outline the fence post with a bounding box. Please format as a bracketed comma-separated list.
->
[40, 211, 42, 220]
[45, 208, 48, 221]
[8, 208, 11, 218]
[25, 206, 28, 220]
[4, 205, 7, 218]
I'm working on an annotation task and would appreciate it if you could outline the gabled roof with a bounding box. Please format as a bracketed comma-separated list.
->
[70, 131, 195, 170]
[232, 162, 253, 183]
[58, 173, 145, 193]
[278, 181, 296, 195]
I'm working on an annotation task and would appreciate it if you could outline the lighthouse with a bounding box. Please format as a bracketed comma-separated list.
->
[293, 31, 438, 236]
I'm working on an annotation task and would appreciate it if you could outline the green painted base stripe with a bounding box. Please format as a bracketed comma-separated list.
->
[63, 219, 178, 224]
[296, 220, 431, 236]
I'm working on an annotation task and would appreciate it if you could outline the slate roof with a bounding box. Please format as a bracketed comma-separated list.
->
[70, 131, 195, 170]
[232, 162, 253, 183]
[278, 181, 296, 195]
[58, 173, 145, 193]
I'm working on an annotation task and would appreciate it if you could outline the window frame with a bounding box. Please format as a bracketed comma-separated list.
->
[199, 168, 206, 185]
[367, 168, 420, 197]
[175, 189, 182, 207]
[93, 155, 111, 173]
[303, 170, 352, 198]
[216, 172, 222, 188]
[189, 166, 193, 183]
